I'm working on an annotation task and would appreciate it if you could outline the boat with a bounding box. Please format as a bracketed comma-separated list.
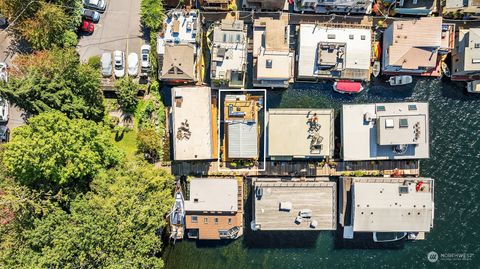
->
[372, 61, 380, 77]
[169, 186, 185, 243]
[388, 75, 412, 86]
[467, 80, 480, 93]
[333, 80, 364, 94]
[441, 61, 451, 78]
[373, 232, 407, 242]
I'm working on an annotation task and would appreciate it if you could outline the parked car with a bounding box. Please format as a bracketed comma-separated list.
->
[140, 45, 150, 76]
[127, 53, 138, 77]
[113, 50, 125, 78]
[101, 52, 112, 77]
[0, 14, 7, 27]
[0, 125, 9, 142]
[83, 0, 106, 12]
[0, 97, 9, 123]
[82, 8, 100, 23]
[0, 62, 7, 83]
[80, 20, 94, 34]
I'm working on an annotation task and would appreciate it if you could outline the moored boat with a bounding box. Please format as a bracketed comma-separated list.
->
[333, 80, 364, 94]
[388, 75, 413, 86]
[169, 187, 185, 243]
[467, 80, 480, 93]
[372, 61, 380, 77]
[441, 61, 451, 78]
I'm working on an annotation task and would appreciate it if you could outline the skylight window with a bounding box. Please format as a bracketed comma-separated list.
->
[377, 105, 386, 112]
[266, 59, 273, 69]
[385, 119, 394, 128]
[408, 104, 417, 111]
[399, 118, 409, 128]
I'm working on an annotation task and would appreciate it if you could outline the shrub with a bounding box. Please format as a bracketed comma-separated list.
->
[115, 77, 138, 113]
[137, 128, 162, 162]
[87, 55, 101, 69]
[63, 30, 78, 47]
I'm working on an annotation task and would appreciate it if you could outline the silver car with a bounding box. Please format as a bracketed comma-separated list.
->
[101, 52, 112, 77]
[0, 62, 7, 83]
[83, 0, 106, 12]
[0, 97, 9, 123]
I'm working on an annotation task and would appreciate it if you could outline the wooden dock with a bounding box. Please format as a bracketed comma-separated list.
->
[160, 160, 420, 177]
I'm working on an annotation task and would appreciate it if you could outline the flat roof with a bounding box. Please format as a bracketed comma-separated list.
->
[268, 108, 334, 158]
[298, 24, 371, 79]
[157, 10, 198, 54]
[253, 179, 336, 231]
[342, 102, 430, 161]
[185, 178, 238, 212]
[350, 177, 434, 232]
[171, 86, 213, 160]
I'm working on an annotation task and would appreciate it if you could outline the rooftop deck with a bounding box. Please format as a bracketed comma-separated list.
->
[252, 178, 336, 231]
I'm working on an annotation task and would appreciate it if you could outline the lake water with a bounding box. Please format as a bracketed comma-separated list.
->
[162, 77, 480, 269]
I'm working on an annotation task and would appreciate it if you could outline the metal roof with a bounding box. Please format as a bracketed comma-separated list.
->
[227, 122, 258, 159]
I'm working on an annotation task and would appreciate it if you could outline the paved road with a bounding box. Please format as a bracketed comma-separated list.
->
[77, 0, 146, 62]
[0, 30, 15, 64]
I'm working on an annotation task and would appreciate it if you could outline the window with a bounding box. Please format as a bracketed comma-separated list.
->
[327, 34, 336, 39]
[204, 217, 208, 224]
[408, 104, 417, 111]
[349, 34, 354, 40]
[361, 35, 366, 40]
[376, 105, 386, 112]
[223, 34, 227, 42]
[214, 218, 219, 225]
[177, 69, 184, 75]
[266, 59, 272, 69]
[168, 68, 175, 74]
[399, 118, 409, 128]
[191, 216, 198, 223]
[228, 218, 232, 225]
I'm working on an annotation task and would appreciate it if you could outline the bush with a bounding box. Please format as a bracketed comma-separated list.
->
[108, 116, 120, 129]
[87, 55, 101, 69]
[137, 128, 162, 162]
[63, 30, 78, 47]
[115, 77, 138, 113]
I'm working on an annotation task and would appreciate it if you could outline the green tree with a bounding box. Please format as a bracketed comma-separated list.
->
[0, 161, 174, 268]
[137, 128, 162, 162]
[140, 0, 164, 30]
[0, 48, 105, 121]
[18, 3, 70, 50]
[2, 112, 121, 191]
[114, 77, 139, 114]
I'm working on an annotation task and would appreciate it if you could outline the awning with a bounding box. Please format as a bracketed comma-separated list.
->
[335, 81, 362, 93]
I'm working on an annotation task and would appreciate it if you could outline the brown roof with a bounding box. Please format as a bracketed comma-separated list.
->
[161, 44, 195, 81]
[265, 20, 288, 52]
[247, 0, 285, 9]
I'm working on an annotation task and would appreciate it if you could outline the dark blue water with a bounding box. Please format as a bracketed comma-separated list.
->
[163, 77, 480, 269]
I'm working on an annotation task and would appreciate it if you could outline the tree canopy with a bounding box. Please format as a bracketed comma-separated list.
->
[0, 48, 105, 121]
[140, 0, 164, 30]
[2, 112, 121, 191]
[114, 76, 139, 114]
[0, 0, 82, 50]
[0, 161, 174, 269]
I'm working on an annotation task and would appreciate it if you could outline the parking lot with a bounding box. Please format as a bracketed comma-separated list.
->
[77, 0, 146, 63]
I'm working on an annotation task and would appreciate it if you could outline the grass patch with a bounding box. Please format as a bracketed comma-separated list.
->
[110, 129, 138, 159]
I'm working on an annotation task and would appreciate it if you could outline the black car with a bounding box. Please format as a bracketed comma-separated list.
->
[82, 8, 100, 23]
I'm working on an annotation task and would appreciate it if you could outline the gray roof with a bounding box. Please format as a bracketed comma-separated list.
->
[160, 44, 195, 81]
[252, 178, 337, 231]
[341, 102, 430, 161]
[348, 177, 434, 232]
[227, 122, 258, 159]
[185, 178, 238, 212]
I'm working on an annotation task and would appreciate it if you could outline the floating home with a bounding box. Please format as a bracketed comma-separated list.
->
[222, 94, 262, 160]
[295, 0, 374, 14]
[267, 108, 334, 160]
[341, 102, 430, 161]
[382, 17, 454, 76]
[297, 24, 372, 85]
[211, 19, 248, 89]
[185, 178, 243, 240]
[252, 18, 294, 89]
[242, 0, 288, 10]
[251, 177, 336, 231]
[199, 0, 232, 10]
[157, 10, 200, 84]
[339, 177, 434, 242]
[171, 86, 215, 161]
[451, 28, 480, 82]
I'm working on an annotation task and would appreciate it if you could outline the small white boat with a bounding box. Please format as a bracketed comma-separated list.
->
[169, 188, 185, 243]
[441, 62, 451, 78]
[388, 75, 413, 86]
[372, 61, 381, 77]
[373, 232, 407, 243]
[467, 80, 480, 93]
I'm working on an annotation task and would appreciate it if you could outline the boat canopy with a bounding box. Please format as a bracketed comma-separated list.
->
[336, 81, 362, 93]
